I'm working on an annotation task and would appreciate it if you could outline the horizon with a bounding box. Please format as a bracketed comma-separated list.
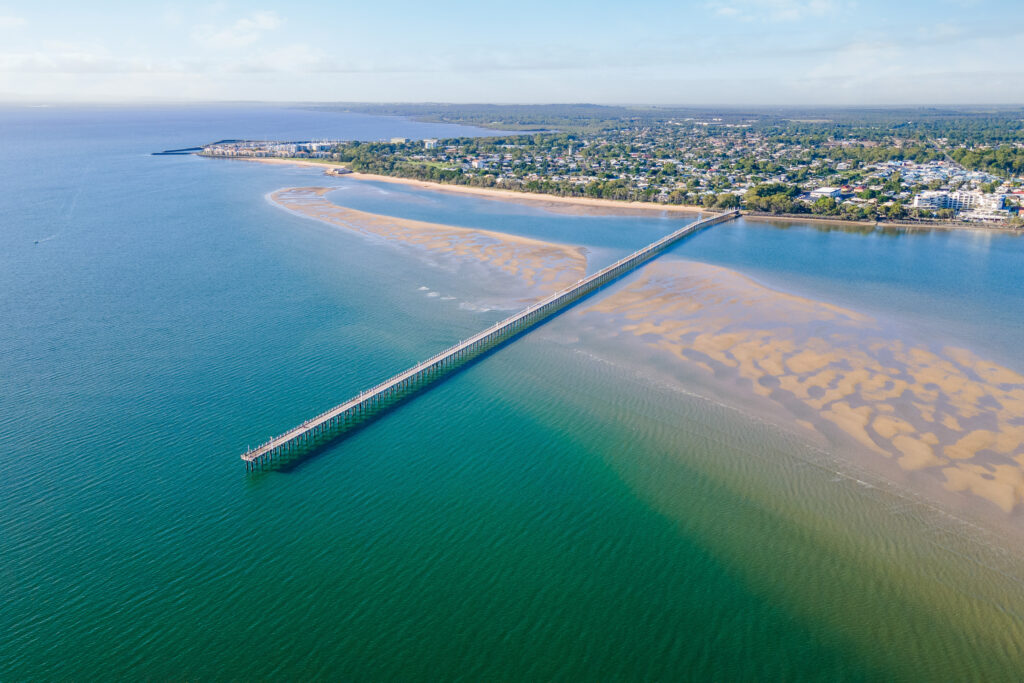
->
[1, 0, 1021, 105]
[4, 101, 1023, 110]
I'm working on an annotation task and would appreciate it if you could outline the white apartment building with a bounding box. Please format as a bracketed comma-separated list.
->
[913, 190, 1005, 212]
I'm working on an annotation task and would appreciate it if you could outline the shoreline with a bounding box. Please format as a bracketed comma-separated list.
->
[204, 155, 1021, 233]
[346, 171, 711, 216]
[742, 212, 1022, 235]
[204, 156, 709, 215]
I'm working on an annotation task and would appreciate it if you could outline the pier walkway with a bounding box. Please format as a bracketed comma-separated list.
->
[242, 210, 739, 469]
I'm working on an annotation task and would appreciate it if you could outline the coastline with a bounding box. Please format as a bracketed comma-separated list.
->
[742, 212, 1022, 235]
[205, 155, 1021, 233]
[206, 156, 709, 216]
[345, 171, 709, 216]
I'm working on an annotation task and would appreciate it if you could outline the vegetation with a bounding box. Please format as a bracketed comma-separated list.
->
[212, 104, 1024, 227]
[743, 183, 804, 214]
[949, 146, 1024, 178]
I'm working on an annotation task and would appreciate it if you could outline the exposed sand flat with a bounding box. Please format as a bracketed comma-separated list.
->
[269, 187, 587, 297]
[581, 260, 1024, 514]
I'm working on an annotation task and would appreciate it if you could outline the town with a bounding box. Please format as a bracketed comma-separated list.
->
[200, 106, 1024, 227]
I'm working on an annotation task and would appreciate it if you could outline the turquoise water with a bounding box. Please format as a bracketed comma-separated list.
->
[3, 106, 1024, 680]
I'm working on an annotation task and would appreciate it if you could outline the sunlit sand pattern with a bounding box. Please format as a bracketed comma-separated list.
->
[583, 261, 1024, 513]
[271, 187, 587, 296]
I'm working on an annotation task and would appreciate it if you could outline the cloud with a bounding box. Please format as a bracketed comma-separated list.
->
[0, 52, 152, 73]
[707, 0, 847, 22]
[227, 44, 349, 73]
[806, 40, 903, 85]
[0, 41, 199, 74]
[192, 10, 281, 49]
[0, 14, 25, 27]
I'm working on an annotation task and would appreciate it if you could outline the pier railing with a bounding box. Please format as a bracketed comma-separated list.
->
[241, 210, 739, 469]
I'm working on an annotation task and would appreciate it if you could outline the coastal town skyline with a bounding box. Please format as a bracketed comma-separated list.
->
[1, 0, 1021, 104]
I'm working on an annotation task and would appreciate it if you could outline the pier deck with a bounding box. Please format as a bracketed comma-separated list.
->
[241, 210, 739, 469]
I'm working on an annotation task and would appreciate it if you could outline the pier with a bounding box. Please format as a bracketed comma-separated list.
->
[241, 210, 739, 469]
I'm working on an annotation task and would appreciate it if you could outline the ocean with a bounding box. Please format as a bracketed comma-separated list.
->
[2, 104, 1024, 680]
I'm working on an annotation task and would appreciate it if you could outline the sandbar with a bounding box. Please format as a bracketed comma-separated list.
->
[581, 260, 1024, 515]
[269, 187, 587, 297]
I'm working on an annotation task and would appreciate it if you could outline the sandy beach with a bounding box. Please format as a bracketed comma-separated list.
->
[224, 156, 708, 216]
[344, 172, 709, 217]
[581, 260, 1024, 516]
[216, 156, 1023, 233]
[269, 187, 588, 298]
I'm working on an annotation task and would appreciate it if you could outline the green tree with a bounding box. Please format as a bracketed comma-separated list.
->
[811, 197, 839, 215]
[715, 193, 739, 209]
[886, 202, 906, 219]
[768, 195, 795, 214]
[841, 203, 867, 221]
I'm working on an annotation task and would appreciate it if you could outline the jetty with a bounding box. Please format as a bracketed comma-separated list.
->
[241, 210, 739, 469]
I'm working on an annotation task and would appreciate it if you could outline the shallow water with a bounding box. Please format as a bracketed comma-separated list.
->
[2, 106, 1024, 680]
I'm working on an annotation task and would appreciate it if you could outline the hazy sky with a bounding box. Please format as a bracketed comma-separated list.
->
[1, 0, 1020, 104]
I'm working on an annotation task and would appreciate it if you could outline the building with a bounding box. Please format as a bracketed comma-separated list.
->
[424, 138, 439, 149]
[810, 187, 842, 199]
[912, 191, 949, 210]
[957, 209, 1010, 223]
[913, 190, 1005, 212]
[390, 137, 408, 144]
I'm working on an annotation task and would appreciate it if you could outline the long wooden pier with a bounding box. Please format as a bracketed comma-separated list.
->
[241, 210, 739, 469]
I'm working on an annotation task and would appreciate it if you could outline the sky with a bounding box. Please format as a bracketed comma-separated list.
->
[0, 0, 1021, 105]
